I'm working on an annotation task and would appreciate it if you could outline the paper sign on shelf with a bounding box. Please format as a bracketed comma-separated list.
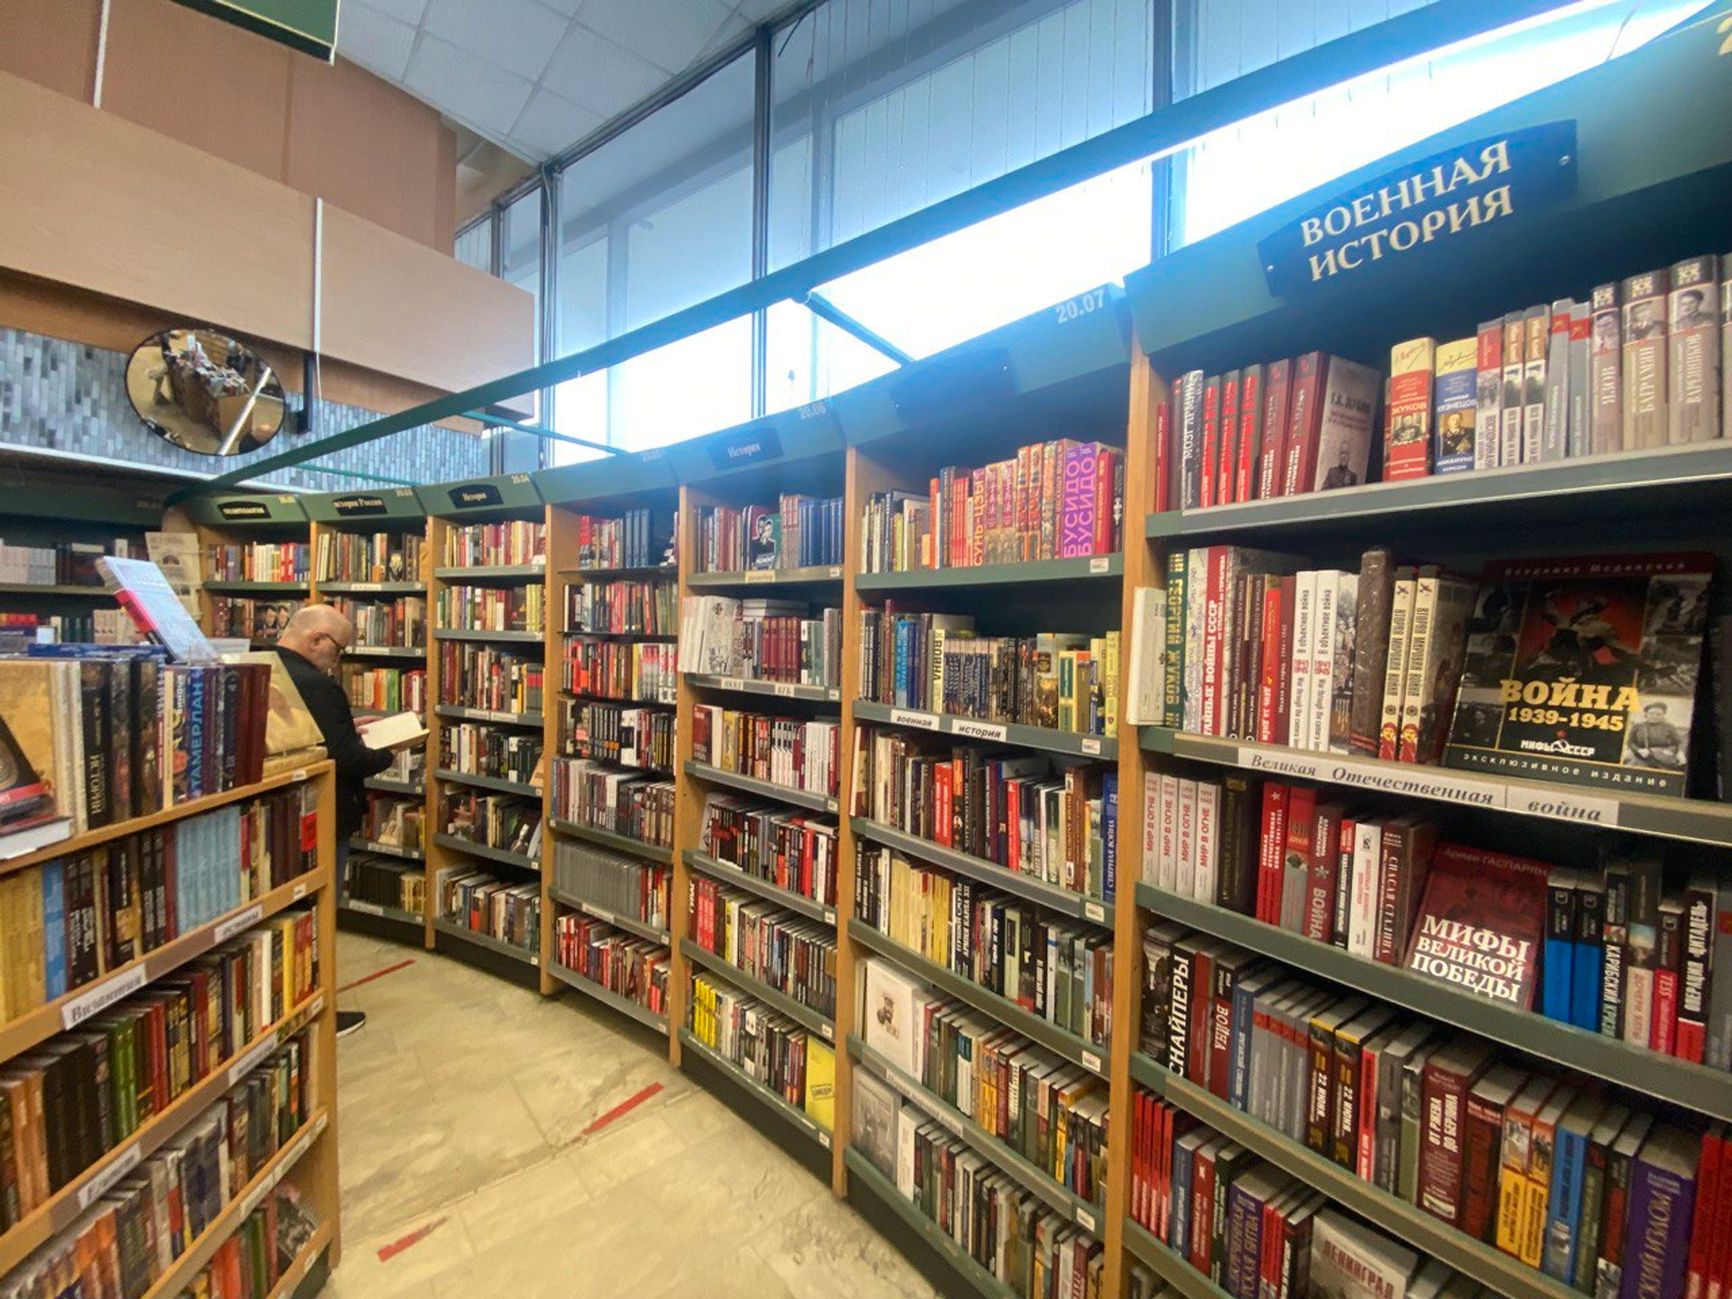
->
[1081, 1050, 1103, 1074]
[1075, 1207, 1098, 1232]
[346, 900, 383, 915]
[953, 719, 1008, 743]
[1080, 738, 1102, 755]
[214, 903, 265, 944]
[773, 683, 796, 698]
[227, 1031, 281, 1087]
[890, 709, 938, 731]
[819, 1022, 834, 1041]
[1088, 557, 1111, 574]
[77, 1143, 143, 1210]
[292, 882, 308, 901]
[1507, 788, 1620, 827]
[743, 570, 775, 584]
[63, 966, 148, 1029]
[1083, 902, 1106, 924]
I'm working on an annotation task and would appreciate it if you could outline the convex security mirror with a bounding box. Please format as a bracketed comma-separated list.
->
[125, 328, 287, 456]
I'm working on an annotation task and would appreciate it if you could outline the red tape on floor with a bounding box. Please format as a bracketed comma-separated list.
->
[338, 958, 416, 993]
[581, 1081, 664, 1136]
[378, 1216, 446, 1262]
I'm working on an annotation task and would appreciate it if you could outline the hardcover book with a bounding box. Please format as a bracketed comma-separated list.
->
[1474, 318, 1504, 470]
[1387, 338, 1436, 481]
[1668, 255, 1721, 445]
[1311, 357, 1382, 493]
[1622, 269, 1670, 450]
[1443, 552, 1715, 796]
[1309, 1209, 1418, 1299]
[1590, 282, 1624, 456]
[1433, 337, 1477, 475]
[1403, 842, 1550, 1009]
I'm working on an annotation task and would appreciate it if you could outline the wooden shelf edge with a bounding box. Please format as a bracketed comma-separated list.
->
[264, 1218, 335, 1299]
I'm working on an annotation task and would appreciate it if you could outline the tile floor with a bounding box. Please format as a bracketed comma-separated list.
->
[322, 932, 943, 1298]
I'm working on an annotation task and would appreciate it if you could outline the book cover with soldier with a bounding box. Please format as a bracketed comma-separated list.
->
[1443, 553, 1715, 796]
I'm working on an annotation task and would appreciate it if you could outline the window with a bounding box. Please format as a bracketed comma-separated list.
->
[500, 190, 544, 362]
[454, 219, 491, 273]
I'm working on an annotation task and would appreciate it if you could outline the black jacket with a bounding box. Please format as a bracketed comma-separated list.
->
[277, 646, 394, 838]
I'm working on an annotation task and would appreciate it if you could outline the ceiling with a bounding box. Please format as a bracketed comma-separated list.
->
[337, 0, 792, 163]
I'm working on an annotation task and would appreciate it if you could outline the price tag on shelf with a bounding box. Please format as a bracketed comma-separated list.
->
[227, 1031, 280, 1087]
[819, 1022, 835, 1042]
[346, 900, 383, 916]
[773, 683, 796, 699]
[77, 1144, 142, 1210]
[1507, 788, 1619, 827]
[1083, 902, 1106, 924]
[354, 583, 381, 591]
[719, 677, 745, 693]
[291, 769, 308, 783]
[214, 903, 264, 945]
[1075, 1206, 1098, 1233]
[1081, 1050, 1103, 1074]
[63, 966, 148, 1029]
[240, 1180, 269, 1218]
[954, 719, 1008, 743]
[822, 908, 836, 925]
[744, 570, 775, 584]
[1088, 557, 1110, 574]
[819, 1130, 833, 1149]
[292, 882, 308, 901]
[890, 709, 938, 731]
[307, 996, 325, 1020]
[1080, 738, 1102, 756]
[826, 689, 840, 701]
[825, 798, 838, 813]
[827, 567, 842, 579]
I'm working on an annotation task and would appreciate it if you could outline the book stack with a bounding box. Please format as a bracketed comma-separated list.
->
[855, 729, 1117, 902]
[315, 529, 423, 583]
[206, 542, 308, 583]
[340, 662, 425, 714]
[359, 791, 424, 852]
[567, 579, 676, 636]
[556, 913, 670, 1017]
[329, 595, 425, 648]
[436, 644, 543, 715]
[559, 700, 675, 772]
[344, 853, 425, 915]
[440, 520, 545, 568]
[440, 724, 540, 786]
[551, 838, 669, 932]
[435, 584, 545, 633]
[690, 972, 827, 1120]
[860, 438, 1126, 572]
[435, 866, 539, 953]
[695, 496, 844, 572]
[568, 507, 675, 571]
[444, 790, 542, 860]
[549, 758, 674, 847]
[563, 637, 677, 704]
[687, 880, 837, 1018]
[699, 792, 838, 908]
[855, 854, 1113, 1049]
[691, 706, 839, 797]
[678, 595, 842, 688]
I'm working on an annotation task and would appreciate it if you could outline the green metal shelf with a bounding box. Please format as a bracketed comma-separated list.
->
[1136, 727, 1732, 849]
[431, 917, 537, 966]
[855, 555, 1120, 592]
[1121, 1221, 1231, 1299]
[686, 565, 842, 589]
[1135, 880, 1732, 1122]
[349, 838, 423, 863]
[432, 628, 545, 644]
[843, 1151, 1015, 1299]
[203, 580, 308, 593]
[853, 700, 1115, 760]
[0, 584, 112, 598]
[364, 776, 423, 796]
[546, 961, 669, 1035]
[682, 760, 838, 814]
[847, 920, 1106, 1079]
[431, 833, 539, 872]
[851, 818, 1112, 930]
[559, 565, 677, 580]
[343, 645, 424, 659]
[684, 673, 840, 704]
[434, 705, 544, 727]
[679, 938, 835, 1043]
[547, 885, 670, 944]
[337, 896, 424, 932]
[433, 768, 541, 798]
[314, 581, 424, 595]
[1129, 1054, 1578, 1299]
[678, 1028, 832, 1149]
[683, 849, 834, 925]
[548, 818, 673, 865]
[432, 564, 546, 583]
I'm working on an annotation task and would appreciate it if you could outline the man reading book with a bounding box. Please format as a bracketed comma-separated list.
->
[278, 604, 422, 1037]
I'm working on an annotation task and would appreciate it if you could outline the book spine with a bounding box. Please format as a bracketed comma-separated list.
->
[1591, 282, 1624, 456]
[1200, 379, 1221, 510]
[1569, 301, 1593, 458]
[1418, 1058, 1473, 1226]
[1475, 318, 1504, 469]
[1623, 269, 1670, 449]
[1349, 550, 1393, 757]
[1499, 312, 1527, 466]
[1163, 550, 1187, 729]
[1180, 371, 1205, 510]
[1460, 1088, 1504, 1243]
[1218, 372, 1240, 506]
[1542, 299, 1574, 462]
[1236, 365, 1262, 505]
[1386, 338, 1436, 481]
[1573, 879, 1607, 1033]
[1258, 359, 1293, 501]
[1378, 576, 1416, 762]
[1281, 353, 1325, 497]
[1286, 573, 1314, 750]
[1669, 256, 1722, 445]
[1522, 304, 1549, 464]
[1545, 871, 1578, 1024]
[1396, 573, 1437, 764]
[1679, 880, 1714, 1063]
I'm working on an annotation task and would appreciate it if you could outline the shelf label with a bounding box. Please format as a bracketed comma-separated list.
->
[827, 567, 842, 579]
[825, 798, 838, 813]
[1236, 746, 1501, 808]
[1088, 557, 1110, 575]
[890, 709, 938, 731]
[1081, 1050, 1103, 1074]
[826, 689, 840, 702]
[819, 1130, 833, 1149]
[63, 966, 148, 1029]
[78, 1143, 143, 1209]
[743, 570, 775, 584]
[822, 908, 836, 925]
[346, 900, 384, 916]
[214, 903, 264, 944]
[241, 1179, 270, 1218]
[1507, 788, 1620, 827]
[719, 677, 745, 692]
[292, 882, 308, 901]
[1080, 738, 1102, 756]
[1083, 902, 1107, 924]
[352, 582, 382, 591]
[1075, 1206, 1098, 1233]
[819, 1022, 835, 1041]
[291, 769, 308, 783]
[307, 995, 325, 1020]
[953, 719, 1007, 743]
[933, 1104, 966, 1137]
[773, 683, 797, 699]
[227, 1030, 280, 1086]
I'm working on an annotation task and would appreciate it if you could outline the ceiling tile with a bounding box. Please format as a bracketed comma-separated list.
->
[404, 32, 534, 136]
[545, 25, 667, 118]
[733, 0, 794, 22]
[531, 0, 583, 15]
[695, 13, 754, 62]
[336, 3, 417, 80]
[356, 0, 428, 23]
[509, 89, 604, 159]
[575, 0, 735, 73]
[423, 0, 570, 82]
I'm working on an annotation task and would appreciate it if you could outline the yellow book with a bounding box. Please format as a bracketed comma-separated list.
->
[804, 1038, 835, 1131]
[1519, 1086, 1575, 1267]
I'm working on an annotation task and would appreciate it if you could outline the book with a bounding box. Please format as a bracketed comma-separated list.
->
[1669, 255, 1721, 445]
[1434, 337, 1478, 475]
[1312, 356, 1382, 492]
[357, 711, 428, 751]
[1349, 549, 1395, 757]
[1542, 299, 1575, 462]
[1474, 318, 1505, 470]
[1623, 1126, 1700, 1299]
[1377, 569, 1418, 762]
[1396, 570, 1475, 765]
[98, 557, 217, 662]
[1623, 269, 1670, 449]
[1309, 1209, 1419, 1299]
[1403, 842, 1550, 1009]
[862, 958, 923, 1075]
[1523, 304, 1550, 464]
[1387, 338, 1436, 481]
[1591, 281, 1625, 456]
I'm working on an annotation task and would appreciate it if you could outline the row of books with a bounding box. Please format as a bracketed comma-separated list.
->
[567, 507, 674, 572]
[0, 539, 126, 588]
[698, 792, 839, 909]
[435, 867, 539, 956]
[3, 1032, 315, 1299]
[691, 707, 840, 798]
[561, 637, 677, 704]
[854, 729, 1117, 903]
[0, 908, 317, 1219]
[435, 644, 544, 716]
[177, 1182, 321, 1299]
[358, 792, 423, 853]
[548, 757, 674, 848]
[694, 497, 844, 573]
[860, 609, 1119, 737]
[0, 653, 275, 833]
[314, 529, 422, 584]
[550, 838, 669, 932]
[860, 438, 1125, 573]
[444, 790, 541, 861]
[849, 1067, 1109, 1296]
[854, 858, 1113, 1049]
[343, 853, 425, 916]
[338, 663, 424, 715]
[440, 521, 545, 569]
[559, 701, 675, 772]
[0, 784, 317, 1020]
[206, 596, 296, 645]
[555, 916, 669, 1019]
[206, 543, 307, 584]
[435, 584, 544, 634]
[438, 724, 540, 787]
[687, 880, 837, 1019]
[678, 596, 842, 688]
[689, 973, 831, 1125]
[0, 610, 138, 648]
[327, 595, 425, 649]
[859, 958, 1108, 1207]
[566, 579, 675, 637]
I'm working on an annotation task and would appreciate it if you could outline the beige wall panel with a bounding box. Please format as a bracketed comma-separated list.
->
[0, 1, 100, 101]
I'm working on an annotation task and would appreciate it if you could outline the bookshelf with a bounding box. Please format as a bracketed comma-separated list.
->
[180, 492, 311, 646]
[416, 474, 548, 982]
[304, 486, 431, 945]
[0, 760, 341, 1289]
[0, 473, 161, 644]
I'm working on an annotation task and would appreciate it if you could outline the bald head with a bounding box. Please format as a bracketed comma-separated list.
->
[279, 603, 353, 673]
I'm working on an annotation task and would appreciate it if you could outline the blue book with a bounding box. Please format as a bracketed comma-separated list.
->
[893, 619, 912, 707]
[185, 668, 208, 801]
[40, 859, 66, 1000]
[1572, 874, 1606, 1030]
[1543, 868, 1577, 1023]
[1171, 1131, 1205, 1256]
[1102, 773, 1117, 895]
[1229, 968, 1283, 1113]
[1543, 1095, 1601, 1280]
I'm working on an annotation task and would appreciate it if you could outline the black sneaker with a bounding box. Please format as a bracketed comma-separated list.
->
[336, 1009, 367, 1039]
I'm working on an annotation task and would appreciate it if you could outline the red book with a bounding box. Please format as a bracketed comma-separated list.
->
[1375, 815, 1437, 967]
[1094, 448, 1116, 555]
[1283, 786, 1318, 932]
[1304, 803, 1344, 943]
[1401, 841, 1549, 1010]
[1255, 578, 1285, 743]
[1257, 784, 1290, 925]
[1281, 351, 1328, 497]
[1417, 1039, 1494, 1226]
[1687, 1126, 1723, 1299]
[1258, 359, 1294, 499]
[1201, 546, 1227, 737]
[1188, 942, 1219, 1084]
[1460, 1067, 1520, 1242]
[1200, 377, 1221, 509]
[1164, 379, 1183, 512]
[1190, 1141, 1218, 1271]
[1236, 364, 1263, 504]
[1272, 575, 1297, 743]
[1218, 371, 1241, 506]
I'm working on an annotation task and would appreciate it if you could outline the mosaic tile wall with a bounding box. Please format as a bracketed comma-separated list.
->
[0, 328, 489, 493]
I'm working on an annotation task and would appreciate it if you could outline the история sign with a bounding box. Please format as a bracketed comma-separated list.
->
[1257, 122, 1577, 297]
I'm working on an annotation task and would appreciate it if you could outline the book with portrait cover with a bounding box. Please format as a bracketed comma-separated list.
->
[1403, 843, 1551, 1010]
[1442, 552, 1715, 797]
[1308, 1209, 1419, 1299]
